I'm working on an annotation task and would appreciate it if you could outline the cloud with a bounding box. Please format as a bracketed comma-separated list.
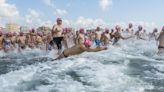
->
[99, 0, 112, 11]
[40, 20, 53, 27]
[63, 16, 108, 29]
[25, 9, 40, 25]
[0, 0, 19, 17]
[54, 9, 67, 17]
[24, 8, 54, 28]
[42, 0, 54, 7]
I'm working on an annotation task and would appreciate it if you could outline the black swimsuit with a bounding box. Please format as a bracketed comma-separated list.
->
[62, 51, 68, 57]
[53, 37, 63, 50]
[158, 46, 164, 49]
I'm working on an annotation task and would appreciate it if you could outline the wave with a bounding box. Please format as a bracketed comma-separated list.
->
[0, 39, 164, 92]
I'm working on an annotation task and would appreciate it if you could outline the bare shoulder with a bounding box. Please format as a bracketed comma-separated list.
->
[79, 44, 87, 50]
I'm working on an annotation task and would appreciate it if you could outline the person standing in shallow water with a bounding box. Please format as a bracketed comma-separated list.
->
[76, 28, 85, 45]
[126, 23, 134, 36]
[112, 25, 132, 46]
[0, 31, 4, 50]
[94, 27, 102, 47]
[52, 18, 64, 55]
[157, 26, 164, 54]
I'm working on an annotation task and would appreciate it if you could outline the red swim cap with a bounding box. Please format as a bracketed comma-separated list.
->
[20, 32, 24, 36]
[57, 18, 62, 21]
[0, 31, 2, 35]
[79, 28, 85, 34]
[84, 39, 92, 47]
[105, 28, 109, 33]
[162, 26, 164, 31]
[13, 32, 17, 36]
[31, 28, 35, 33]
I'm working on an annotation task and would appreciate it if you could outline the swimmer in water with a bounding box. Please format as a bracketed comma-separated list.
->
[54, 39, 107, 60]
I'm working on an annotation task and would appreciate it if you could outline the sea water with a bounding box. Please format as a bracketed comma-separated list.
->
[0, 38, 164, 92]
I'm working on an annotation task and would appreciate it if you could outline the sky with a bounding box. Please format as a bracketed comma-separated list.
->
[0, 0, 164, 29]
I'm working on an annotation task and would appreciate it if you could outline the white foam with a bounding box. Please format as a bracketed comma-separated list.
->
[0, 37, 162, 92]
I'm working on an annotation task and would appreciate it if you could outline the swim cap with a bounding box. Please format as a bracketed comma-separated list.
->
[96, 27, 100, 31]
[37, 32, 43, 37]
[138, 25, 143, 30]
[13, 32, 17, 36]
[115, 25, 121, 31]
[162, 26, 164, 31]
[68, 28, 71, 32]
[129, 23, 133, 27]
[153, 28, 158, 32]
[63, 28, 68, 33]
[7, 32, 12, 37]
[57, 18, 62, 21]
[20, 32, 24, 36]
[79, 28, 85, 34]
[0, 31, 2, 36]
[31, 28, 35, 33]
[105, 28, 109, 33]
[84, 39, 92, 47]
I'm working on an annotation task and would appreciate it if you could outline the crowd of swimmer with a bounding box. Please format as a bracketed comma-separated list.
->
[0, 18, 164, 56]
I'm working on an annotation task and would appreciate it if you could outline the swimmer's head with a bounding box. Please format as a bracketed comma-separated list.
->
[57, 18, 62, 21]
[31, 28, 35, 33]
[96, 27, 100, 31]
[129, 23, 133, 28]
[105, 28, 109, 33]
[37, 32, 43, 37]
[138, 25, 143, 31]
[153, 28, 158, 32]
[111, 29, 114, 33]
[0, 31, 2, 36]
[68, 28, 72, 32]
[56, 18, 62, 25]
[84, 39, 92, 47]
[79, 28, 85, 34]
[13, 32, 17, 36]
[162, 26, 164, 31]
[20, 32, 24, 36]
[115, 25, 121, 31]
[7, 32, 12, 37]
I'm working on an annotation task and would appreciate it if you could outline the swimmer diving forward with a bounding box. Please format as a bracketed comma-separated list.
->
[52, 39, 107, 60]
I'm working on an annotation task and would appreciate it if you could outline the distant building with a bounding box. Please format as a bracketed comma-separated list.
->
[37, 26, 51, 34]
[0, 27, 7, 33]
[5, 23, 20, 33]
[20, 26, 30, 32]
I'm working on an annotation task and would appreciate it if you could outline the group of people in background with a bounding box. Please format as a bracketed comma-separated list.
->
[0, 18, 164, 59]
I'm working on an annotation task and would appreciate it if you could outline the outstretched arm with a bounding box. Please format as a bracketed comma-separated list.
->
[120, 34, 132, 40]
[80, 45, 107, 52]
